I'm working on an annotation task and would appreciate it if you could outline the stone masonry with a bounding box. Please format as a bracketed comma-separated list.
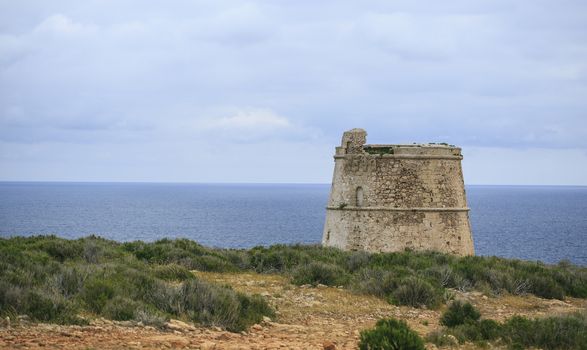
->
[322, 128, 474, 256]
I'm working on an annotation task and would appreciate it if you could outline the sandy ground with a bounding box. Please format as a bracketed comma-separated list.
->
[1, 271, 585, 349]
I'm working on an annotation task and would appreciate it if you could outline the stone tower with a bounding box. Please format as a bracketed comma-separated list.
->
[322, 128, 474, 256]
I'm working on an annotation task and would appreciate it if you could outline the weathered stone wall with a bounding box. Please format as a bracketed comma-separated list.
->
[322, 129, 474, 256]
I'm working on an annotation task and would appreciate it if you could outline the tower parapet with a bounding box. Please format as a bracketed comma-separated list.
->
[323, 129, 474, 256]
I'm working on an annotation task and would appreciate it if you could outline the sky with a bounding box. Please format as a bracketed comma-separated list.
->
[0, 1, 586, 185]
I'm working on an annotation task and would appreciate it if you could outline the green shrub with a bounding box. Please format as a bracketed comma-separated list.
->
[175, 279, 273, 332]
[352, 268, 397, 298]
[235, 294, 275, 331]
[529, 275, 565, 300]
[36, 238, 82, 262]
[102, 296, 140, 321]
[0, 236, 276, 330]
[188, 255, 236, 272]
[178, 279, 240, 328]
[82, 240, 103, 264]
[22, 290, 83, 324]
[222, 250, 250, 269]
[346, 251, 370, 272]
[51, 267, 84, 298]
[477, 319, 502, 340]
[80, 278, 115, 313]
[153, 264, 195, 281]
[291, 262, 349, 286]
[359, 318, 425, 350]
[440, 300, 481, 327]
[449, 322, 483, 343]
[249, 246, 309, 273]
[430, 319, 501, 346]
[431, 309, 586, 350]
[391, 277, 440, 308]
[503, 313, 587, 350]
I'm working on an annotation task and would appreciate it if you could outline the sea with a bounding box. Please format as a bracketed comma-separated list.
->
[0, 182, 585, 266]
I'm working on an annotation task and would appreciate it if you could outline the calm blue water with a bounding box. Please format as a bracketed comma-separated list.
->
[0, 182, 585, 265]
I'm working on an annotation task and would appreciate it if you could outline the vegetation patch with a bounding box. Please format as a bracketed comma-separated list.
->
[359, 317, 425, 350]
[364, 146, 395, 155]
[440, 300, 481, 327]
[1, 235, 586, 332]
[0, 236, 273, 331]
[428, 300, 587, 349]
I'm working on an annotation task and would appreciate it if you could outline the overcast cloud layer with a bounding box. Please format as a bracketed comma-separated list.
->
[1, 1, 586, 184]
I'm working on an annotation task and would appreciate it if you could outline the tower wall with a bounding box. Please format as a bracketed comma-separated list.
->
[322, 129, 474, 256]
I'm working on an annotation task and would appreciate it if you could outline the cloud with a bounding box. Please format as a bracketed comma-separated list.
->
[354, 12, 493, 60]
[33, 14, 97, 36]
[0, 1, 586, 183]
[178, 108, 321, 143]
[200, 108, 291, 130]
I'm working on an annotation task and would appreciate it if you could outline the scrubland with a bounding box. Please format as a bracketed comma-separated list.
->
[1, 235, 586, 349]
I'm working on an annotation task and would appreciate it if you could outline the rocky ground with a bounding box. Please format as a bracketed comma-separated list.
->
[1, 271, 585, 349]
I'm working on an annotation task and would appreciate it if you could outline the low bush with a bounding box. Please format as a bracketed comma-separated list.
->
[528, 275, 565, 300]
[352, 268, 397, 298]
[177, 279, 240, 329]
[359, 318, 425, 350]
[153, 263, 195, 281]
[429, 302, 586, 350]
[477, 319, 502, 341]
[446, 319, 502, 344]
[80, 278, 115, 313]
[502, 313, 587, 350]
[291, 262, 349, 286]
[0, 236, 274, 330]
[175, 279, 273, 332]
[51, 267, 85, 298]
[440, 300, 481, 327]
[390, 277, 440, 308]
[102, 296, 140, 321]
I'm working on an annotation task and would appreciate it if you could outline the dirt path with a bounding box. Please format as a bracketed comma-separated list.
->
[1, 272, 585, 349]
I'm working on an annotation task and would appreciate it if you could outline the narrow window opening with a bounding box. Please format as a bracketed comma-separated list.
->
[356, 187, 364, 207]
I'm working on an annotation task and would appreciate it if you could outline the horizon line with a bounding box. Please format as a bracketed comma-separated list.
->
[0, 180, 586, 187]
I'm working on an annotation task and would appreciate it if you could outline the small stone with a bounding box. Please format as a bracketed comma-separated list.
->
[251, 324, 263, 331]
[200, 341, 216, 350]
[166, 319, 196, 332]
[216, 333, 231, 341]
[444, 334, 458, 345]
[323, 340, 336, 350]
[262, 316, 272, 324]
